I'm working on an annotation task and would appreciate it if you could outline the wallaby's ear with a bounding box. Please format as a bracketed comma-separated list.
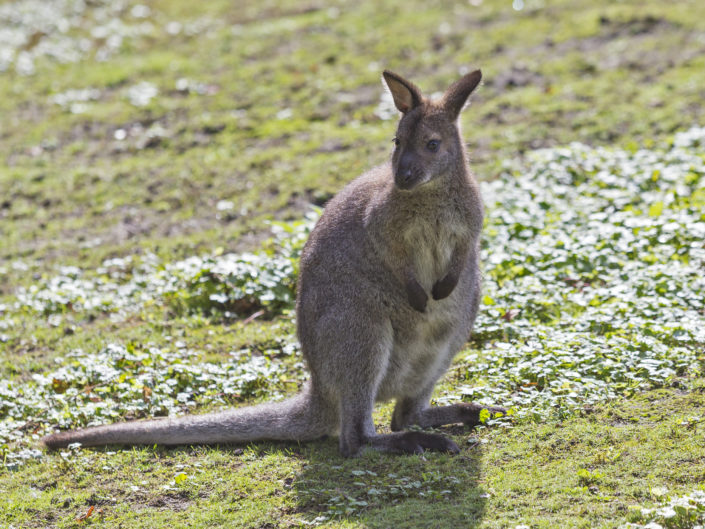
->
[382, 70, 424, 113]
[442, 69, 482, 119]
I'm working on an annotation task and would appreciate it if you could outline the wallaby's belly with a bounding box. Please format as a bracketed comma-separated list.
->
[376, 274, 476, 402]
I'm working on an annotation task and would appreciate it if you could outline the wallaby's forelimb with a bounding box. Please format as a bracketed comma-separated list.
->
[404, 271, 428, 312]
[431, 272, 458, 301]
[432, 241, 471, 300]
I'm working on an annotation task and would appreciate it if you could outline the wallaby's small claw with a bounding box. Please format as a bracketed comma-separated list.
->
[406, 279, 428, 312]
[432, 273, 457, 300]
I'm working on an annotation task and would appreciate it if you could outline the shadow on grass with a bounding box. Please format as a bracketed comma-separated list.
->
[286, 426, 487, 528]
[23, 429, 486, 528]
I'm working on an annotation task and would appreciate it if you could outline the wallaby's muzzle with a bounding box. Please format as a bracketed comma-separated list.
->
[394, 150, 424, 190]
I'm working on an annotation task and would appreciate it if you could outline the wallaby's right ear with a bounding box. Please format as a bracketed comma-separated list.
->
[442, 69, 482, 119]
[382, 70, 423, 113]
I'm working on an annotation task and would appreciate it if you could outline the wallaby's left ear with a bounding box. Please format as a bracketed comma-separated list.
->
[382, 70, 424, 113]
[442, 69, 482, 119]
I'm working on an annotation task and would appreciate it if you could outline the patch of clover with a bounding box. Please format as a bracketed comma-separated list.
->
[440, 126, 705, 420]
[623, 489, 705, 529]
[1, 0, 224, 76]
[49, 87, 102, 114]
[1, 340, 302, 468]
[0, 0, 156, 75]
[13, 213, 317, 321]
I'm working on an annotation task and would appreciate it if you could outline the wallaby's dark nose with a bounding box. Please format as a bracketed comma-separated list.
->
[395, 167, 414, 189]
[396, 151, 417, 189]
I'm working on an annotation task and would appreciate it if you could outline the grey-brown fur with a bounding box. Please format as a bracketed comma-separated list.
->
[43, 69, 503, 456]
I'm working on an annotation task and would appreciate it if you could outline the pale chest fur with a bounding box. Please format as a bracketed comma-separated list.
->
[401, 213, 467, 291]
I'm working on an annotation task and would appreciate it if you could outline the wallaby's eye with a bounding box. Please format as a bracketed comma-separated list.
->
[392, 137, 400, 147]
[426, 139, 440, 152]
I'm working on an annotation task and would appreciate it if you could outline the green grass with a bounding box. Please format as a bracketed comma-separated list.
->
[1, 387, 703, 528]
[3, 0, 705, 281]
[1, 0, 705, 527]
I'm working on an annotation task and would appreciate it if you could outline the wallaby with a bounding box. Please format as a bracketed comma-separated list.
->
[43, 69, 503, 457]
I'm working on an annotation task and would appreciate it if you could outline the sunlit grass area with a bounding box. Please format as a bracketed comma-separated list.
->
[1, 0, 704, 527]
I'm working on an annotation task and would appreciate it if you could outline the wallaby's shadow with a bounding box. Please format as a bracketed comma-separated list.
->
[287, 426, 486, 528]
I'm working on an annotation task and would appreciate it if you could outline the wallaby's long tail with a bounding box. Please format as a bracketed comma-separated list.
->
[42, 385, 333, 449]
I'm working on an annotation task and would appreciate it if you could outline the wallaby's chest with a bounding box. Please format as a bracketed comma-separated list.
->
[402, 214, 464, 290]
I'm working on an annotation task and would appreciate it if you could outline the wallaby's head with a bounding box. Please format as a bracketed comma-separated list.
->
[382, 69, 482, 191]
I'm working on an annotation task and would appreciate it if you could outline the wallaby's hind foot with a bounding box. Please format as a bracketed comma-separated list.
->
[456, 403, 508, 426]
[342, 431, 460, 457]
[391, 401, 508, 432]
[378, 431, 460, 455]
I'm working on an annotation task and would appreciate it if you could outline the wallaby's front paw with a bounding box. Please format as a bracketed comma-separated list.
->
[406, 280, 428, 312]
[432, 273, 458, 300]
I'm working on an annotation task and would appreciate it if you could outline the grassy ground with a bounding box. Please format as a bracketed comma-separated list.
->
[1, 0, 705, 527]
[1, 387, 704, 528]
[3, 0, 705, 281]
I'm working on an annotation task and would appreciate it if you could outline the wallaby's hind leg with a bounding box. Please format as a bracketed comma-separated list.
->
[338, 396, 377, 457]
[392, 392, 506, 431]
[339, 397, 460, 457]
[366, 431, 460, 455]
[334, 342, 459, 457]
